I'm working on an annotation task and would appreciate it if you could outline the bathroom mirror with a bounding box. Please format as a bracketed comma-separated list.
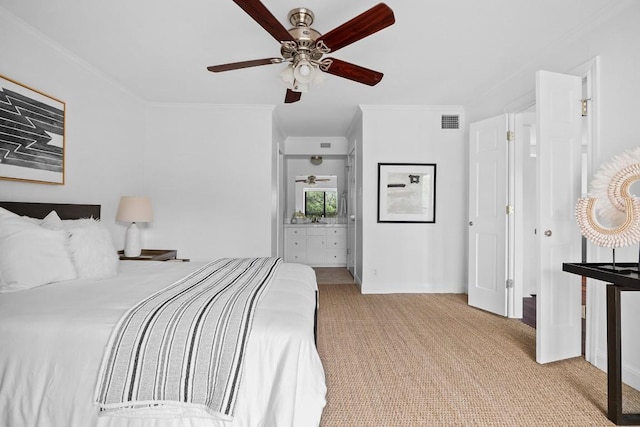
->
[294, 175, 338, 218]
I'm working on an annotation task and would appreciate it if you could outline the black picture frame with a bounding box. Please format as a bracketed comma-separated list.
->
[377, 163, 437, 223]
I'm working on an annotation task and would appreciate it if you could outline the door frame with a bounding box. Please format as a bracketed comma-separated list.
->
[346, 148, 356, 277]
[569, 57, 600, 365]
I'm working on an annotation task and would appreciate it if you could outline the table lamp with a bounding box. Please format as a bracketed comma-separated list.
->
[116, 196, 153, 257]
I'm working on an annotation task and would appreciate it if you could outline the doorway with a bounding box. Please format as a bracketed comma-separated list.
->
[468, 62, 599, 364]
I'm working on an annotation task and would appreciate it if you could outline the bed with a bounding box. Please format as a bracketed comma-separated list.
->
[0, 202, 326, 427]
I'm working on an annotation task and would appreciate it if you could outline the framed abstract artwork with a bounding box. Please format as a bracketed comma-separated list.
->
[377, 163, 437, 223]
[0, 74, 65, 184]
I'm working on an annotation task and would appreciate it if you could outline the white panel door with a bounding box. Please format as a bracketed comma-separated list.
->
[536, 70, 583, 364]
[468, 114, 509, 316]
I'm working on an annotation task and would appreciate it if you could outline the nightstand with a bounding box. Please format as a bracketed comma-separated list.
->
[118, 249, 189, 262]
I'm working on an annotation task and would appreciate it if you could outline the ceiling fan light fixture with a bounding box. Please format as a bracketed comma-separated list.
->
[310, 155, 323, 165]
[280, 61, 325, 93]
[293, 59, 315, 84]
[280, 65, 295, 85]
[294, 82, 310, 93]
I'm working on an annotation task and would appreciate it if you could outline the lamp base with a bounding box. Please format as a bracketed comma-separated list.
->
[124, 222, 142, 257]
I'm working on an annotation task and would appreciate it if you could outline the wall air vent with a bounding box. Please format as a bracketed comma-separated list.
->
[441, 115, 460, 130]
[320, 142, 331, 148]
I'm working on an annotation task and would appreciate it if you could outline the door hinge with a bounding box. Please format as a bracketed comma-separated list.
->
[506, 205, 514, 215]
[506, 279, 514, 289]
[506, 130, 514, 142]
[581, 98, 591, 117]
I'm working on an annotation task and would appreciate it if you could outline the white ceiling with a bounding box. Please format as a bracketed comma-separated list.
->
[0, 0, 631, 136]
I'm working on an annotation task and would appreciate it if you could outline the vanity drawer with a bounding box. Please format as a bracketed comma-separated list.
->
[286, 236, 306, 250]
[327, 227, 346, 237]
[326, 249, 347, 264]
[285, 248, 307, 264]
[327, 235, 346, 248]
[285, 228, 306, 248]
[327, 227, 346, 248]
[285, 228, 306, 237]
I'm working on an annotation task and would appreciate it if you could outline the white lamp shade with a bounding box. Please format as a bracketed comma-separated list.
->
[279, 65, 295, 86]
[280, 62, 325, 93]
[116, 196, 153, 223]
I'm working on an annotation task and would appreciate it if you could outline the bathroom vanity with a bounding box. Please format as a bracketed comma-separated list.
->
[284, 224, 347, 267]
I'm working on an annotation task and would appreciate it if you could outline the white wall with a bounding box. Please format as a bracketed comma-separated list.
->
[0, 9, 145, 247]
[580, 7, 640, 389]
[359, 106, 466, 293]
[283, 136, 348, 156]
[0, 8, 279, 263]
[142, 104, 275, 262]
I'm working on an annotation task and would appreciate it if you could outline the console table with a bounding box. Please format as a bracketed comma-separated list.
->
[562, 262, 640, 425]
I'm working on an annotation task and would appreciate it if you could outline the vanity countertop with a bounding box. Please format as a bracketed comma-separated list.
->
[285, 222, 346, 228]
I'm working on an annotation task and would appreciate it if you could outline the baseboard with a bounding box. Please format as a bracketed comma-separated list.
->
[354, 272, 363, 292]
[595, 349, 640, 391]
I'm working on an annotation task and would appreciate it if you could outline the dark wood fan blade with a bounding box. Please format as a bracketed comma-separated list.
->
[207, 58, 282, 72]
[323, 58, 384, 86]
[317, 3, 395, 53]
[284, 89, 302, 103]
[232, 0, 295, 43]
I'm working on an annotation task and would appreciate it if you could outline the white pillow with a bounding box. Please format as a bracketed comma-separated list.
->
[40, 209, 64, 229]
[0, 207, 36, 239]
[0, 207, 17, 219]
[0, 226, 77, 293]
[63, 218, 118, 279]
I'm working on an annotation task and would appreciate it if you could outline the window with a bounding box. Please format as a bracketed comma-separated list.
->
[304, 190, 337, 218]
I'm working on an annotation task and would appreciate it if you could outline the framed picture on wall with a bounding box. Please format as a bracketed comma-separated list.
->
[0, 74, 66, 185]
[377, 163, 437, 223]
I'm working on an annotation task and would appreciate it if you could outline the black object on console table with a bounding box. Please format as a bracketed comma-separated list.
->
[562, 262, 640, 426]
[118, 249, 178, 261]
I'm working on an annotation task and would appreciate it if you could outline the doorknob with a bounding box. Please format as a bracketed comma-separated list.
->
[469, 221, 473, 226]
[544, 230, 552, 237]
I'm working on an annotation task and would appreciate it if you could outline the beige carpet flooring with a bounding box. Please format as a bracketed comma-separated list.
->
[313, 267, 356, 285]
[315, 279, 640, 426]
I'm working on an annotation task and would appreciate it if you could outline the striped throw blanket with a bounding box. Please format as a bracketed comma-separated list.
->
[95, 257, 282, 418]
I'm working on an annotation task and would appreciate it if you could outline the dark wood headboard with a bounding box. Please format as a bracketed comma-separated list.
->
[0, 202, 101, 220]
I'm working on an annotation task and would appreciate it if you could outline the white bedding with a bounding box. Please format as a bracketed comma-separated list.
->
[0, 260, 326, 427]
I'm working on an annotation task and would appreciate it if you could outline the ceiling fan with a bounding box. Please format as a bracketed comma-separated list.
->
[295, 175, 330, 185]
[207, 0, 395, 104]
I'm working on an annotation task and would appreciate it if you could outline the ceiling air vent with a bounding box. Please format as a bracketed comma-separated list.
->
[320, 142, 332, 148]
[441, 115, 460, 130]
